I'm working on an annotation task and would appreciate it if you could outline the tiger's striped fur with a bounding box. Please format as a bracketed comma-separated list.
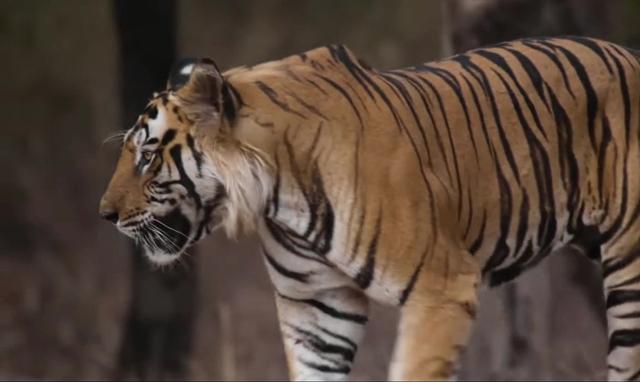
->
[100, 37, 640, 380]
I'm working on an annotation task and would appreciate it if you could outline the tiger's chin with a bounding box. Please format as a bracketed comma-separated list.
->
[143, 248, 184, 266]
[137, 207, 194, 266]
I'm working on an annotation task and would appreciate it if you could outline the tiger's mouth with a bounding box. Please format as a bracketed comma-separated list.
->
[134, 208, 193, 264]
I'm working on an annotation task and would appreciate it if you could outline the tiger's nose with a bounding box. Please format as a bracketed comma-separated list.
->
[100, 210, 119, 223]
[99, 198, 119, 224]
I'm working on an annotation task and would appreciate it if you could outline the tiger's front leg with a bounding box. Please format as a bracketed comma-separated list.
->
[274, 287, 369, 381]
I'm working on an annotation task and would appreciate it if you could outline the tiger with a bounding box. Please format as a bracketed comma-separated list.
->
[100, 36, 640, 380]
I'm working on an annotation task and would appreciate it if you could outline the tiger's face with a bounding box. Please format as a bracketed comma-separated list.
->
[99, 60, 243, 265]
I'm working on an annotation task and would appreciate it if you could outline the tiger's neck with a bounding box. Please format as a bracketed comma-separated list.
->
[222, 71, 337, 247]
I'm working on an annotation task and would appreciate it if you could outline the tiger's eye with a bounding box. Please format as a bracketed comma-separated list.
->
[142, 151, 154, 161]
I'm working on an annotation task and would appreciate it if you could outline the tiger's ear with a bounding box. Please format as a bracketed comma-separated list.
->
[175, 58, 225, 113]
[166, 58, 198, 90]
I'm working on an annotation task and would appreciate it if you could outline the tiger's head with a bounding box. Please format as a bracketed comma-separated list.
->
[99, 59, 272, 265]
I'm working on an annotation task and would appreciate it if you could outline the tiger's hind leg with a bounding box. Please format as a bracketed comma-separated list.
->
[388, 243, 480, 381]
[602, 233, 640, 380]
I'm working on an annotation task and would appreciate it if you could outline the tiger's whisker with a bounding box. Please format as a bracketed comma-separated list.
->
[102, 131, 128, 145]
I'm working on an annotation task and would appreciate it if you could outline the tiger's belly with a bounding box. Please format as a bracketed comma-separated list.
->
[258, 178, 605, 307]
[259, 211, 426, 306]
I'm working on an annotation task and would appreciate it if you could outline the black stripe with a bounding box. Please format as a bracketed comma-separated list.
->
[380, 72, 435, 162]
[476, 49, 548, 140]
[169, 144, 202, 208]
[538, 39, 600, 151]
[375, 72, 407, 107]
[603, 45, 632, 143]
[159, 92, 170, 106]
[349, 209, 366, 262]
[314, 325, 358, 350]
[608, 159, 635, 243]
[609, 364, 628, 374]
[331, 46, 408, 135]
[315, 74, 364, 131]
[377, 73, 449, 216]
[264, 219, 331, 265]
[286, 89, 329, 120]
[547, 85, 581, 233]
[411, 64, 483, 162]
[513, 192, 530, 257]
[521, 40, 576, 99]
[399, 248, 428, 305]
[147, 195, 176, 205]
[614, 311, 640, 319]
[328, 45, 375, 101]
[603, 254, 639, 280]
[629, 368, 640, 381]
[268, 153, 281, 217]
[255, 81, 307, 119]
[221, 81, 238, 121]
[458, 71, 496, 162]
[354, 213, 381, 289]
[600, 151, 628, 243]
[279, 294, 368, 324]
[195, 185, 225, 240]
[282, 132, 334, 255]
[290, 325, 355, 362]
[453, 54, 521, 185]
[305, 78, 329, 96]
[389, 71, 438, 164]
[468, 210, 487, 254]
[398, 67, 479, 222]
[482, 157, 513, 275]
[607, 290, 640, 309]
[609, 274, 640, 290]
[310, 59, 325, 71]
[392, 71, 450, 180]
[610, 44, 638, 69]
[310, 172, 334, 255]
[144, 104, 158, 119]
[597, 46, 632, 244]
[609, 329, 640, 352]
[300, 360, 350, 374]
[462, 186, 474, 240]
[410, 73, 464, 200]
[186, 134, 203, 177]
[161, 128, 177, 146]
[354, 70, 435, 205]
[489, 241, 535, 286]
[493, 69, 557, 257]
[597, 115, 613, 211]
[564, 36, 613, 74]
[263, 249, 311, 283]
[502, 46, 550, 112]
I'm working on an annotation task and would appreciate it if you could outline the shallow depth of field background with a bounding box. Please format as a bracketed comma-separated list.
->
[2, 0, 640, 380]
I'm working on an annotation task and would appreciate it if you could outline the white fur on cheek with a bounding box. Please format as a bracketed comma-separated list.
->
[147, 107, 168, 136]
[134, 129, 145, 146]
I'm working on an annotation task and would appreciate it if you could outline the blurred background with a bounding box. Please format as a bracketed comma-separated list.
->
[2, 0, 640, 380]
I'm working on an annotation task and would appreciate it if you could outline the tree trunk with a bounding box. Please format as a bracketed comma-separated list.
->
[446, 1, 611, 379]
[112, 0, 199, 379]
